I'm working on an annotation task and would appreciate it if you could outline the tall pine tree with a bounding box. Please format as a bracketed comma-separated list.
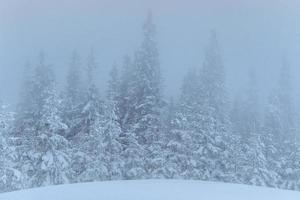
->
[13, 53, 70, 188]
[63, 51, 85, 139]
[264, 58, 299, 189]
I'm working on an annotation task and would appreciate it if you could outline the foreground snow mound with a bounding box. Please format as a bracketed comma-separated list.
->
[1, 180, 300, 200]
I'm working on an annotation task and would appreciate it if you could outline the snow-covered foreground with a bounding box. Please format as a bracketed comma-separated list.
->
[1, 180, 300, 200]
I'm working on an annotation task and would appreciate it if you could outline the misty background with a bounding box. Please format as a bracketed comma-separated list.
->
[3, 0, 300, 194]
[1, 0, 300, 110]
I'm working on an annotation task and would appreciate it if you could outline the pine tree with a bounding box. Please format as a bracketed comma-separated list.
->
[131, 13, 163, 177]
[0, 104, 21, 192]
[31, 86, 70, 186]
[230, 68, 271, 185]
[116, 13, 163, 178]
[264, 92, 284, 187]
[11, 63, 36, 189]
[117, 55, 146, 179]
[70, 49, 105, 182]
[175, 68, 204, 179]
[101, 65, 123, 180]
[121, 130, 146, 179]
[117, 55, 134, 132]
[163, 96, 194, 179]
[196, 31, 233, 182]
[264, 58, 298, 189]
[132, 13, 162, 143]
[201, 31, 226, 122]
[13, 53, 70, 188]
[72, 115, 107, 182]
[81, 49, 103, 137]
[63, 51, 85, 139]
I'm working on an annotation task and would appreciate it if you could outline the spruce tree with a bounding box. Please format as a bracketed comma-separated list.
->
[163, 72, 199, 179]
[197, 31, 233, 181]
[13, 53, 70, 188]
[0, 104, 21, 192]
[117, 55, 146, 179]
[132, 13, 163, 177]
[118, 55, 135, 132]
[70, 49, 105, 182]
[102, 65, 123, 180]
[230, 68, 270, 185]
[264, 59, 298, 189]
[63, 51, 85, 139]
[176, 68, 204, 179]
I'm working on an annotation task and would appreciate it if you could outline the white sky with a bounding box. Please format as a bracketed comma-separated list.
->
[1, 0, 300, 108]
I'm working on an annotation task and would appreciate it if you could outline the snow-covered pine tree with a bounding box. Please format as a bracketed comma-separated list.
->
[159, 98, 177, 178]
[13, 53, 70, 188]
[101, 65, 123, 180]
[117, 55, 146, 179]
[72, 115, 107, 182]
[70, 49, 106, 183]
[0, 104, 21, 192]
[112, 13, 163, 178]
[264, 58, 298, 190]
[163, 70, 200, 179]
[118, 55, 135, 132]
[131, 13, 164, 177]
[11, 63, 36, 189]
[63, 51, 85, 139]
[264, 92, 285, 188]
[176, 68, 204, 179]
[33, 84, 70, 186]
[196, 30, 233, 182]
[120, 130, 146, 179]
[79, 49, 103, 138]
[230, 68, 271, 186]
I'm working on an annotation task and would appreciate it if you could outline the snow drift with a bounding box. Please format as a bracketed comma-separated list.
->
[0, 180, 300, 200]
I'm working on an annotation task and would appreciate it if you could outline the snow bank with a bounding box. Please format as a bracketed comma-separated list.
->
[0, 180, 300, 200]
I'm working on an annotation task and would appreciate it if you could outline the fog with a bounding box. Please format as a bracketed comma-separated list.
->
[1, 0, 300, 108]
[3, 0, 300, 194]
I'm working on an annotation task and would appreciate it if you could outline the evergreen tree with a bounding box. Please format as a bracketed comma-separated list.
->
[121, 130, 145, 179]
[163, 94, 195, 179]
[200, 31, 226, 122]
[102, 65, 123, 180]
[264, 58, 298, 189]
[175, 68, 204, 179]
[63, 51, 85, 139]
[70, 49, 105, 182]
[77, 49, 103, 138]
[132, 13, 162, 144]
[131, 13, 163, 177]
[117, 55, 134, 132]
[13, 53, 70, 188]
[0, 104, 21, 192]
[116, 13, 163, 178]
[117, 55, 146, 179]
[31, 86, 70, 186]
[196, 31, 233, 181]
[230, 68, 271, 185]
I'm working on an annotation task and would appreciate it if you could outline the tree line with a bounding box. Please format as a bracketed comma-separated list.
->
[0, 13, 299, 192]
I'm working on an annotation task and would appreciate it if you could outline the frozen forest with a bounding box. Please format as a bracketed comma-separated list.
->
[1, 2, 300, 194]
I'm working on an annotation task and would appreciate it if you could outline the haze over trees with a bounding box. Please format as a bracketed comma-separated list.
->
[1, 13, 300, 193]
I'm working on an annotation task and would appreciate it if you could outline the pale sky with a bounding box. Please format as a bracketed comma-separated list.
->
[1, 0, 300, 108]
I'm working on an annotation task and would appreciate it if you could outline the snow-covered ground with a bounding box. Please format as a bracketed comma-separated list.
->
[0, 180, 300, 200]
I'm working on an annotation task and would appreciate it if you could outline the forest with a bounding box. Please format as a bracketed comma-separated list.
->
[0, 13, 299, 193]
